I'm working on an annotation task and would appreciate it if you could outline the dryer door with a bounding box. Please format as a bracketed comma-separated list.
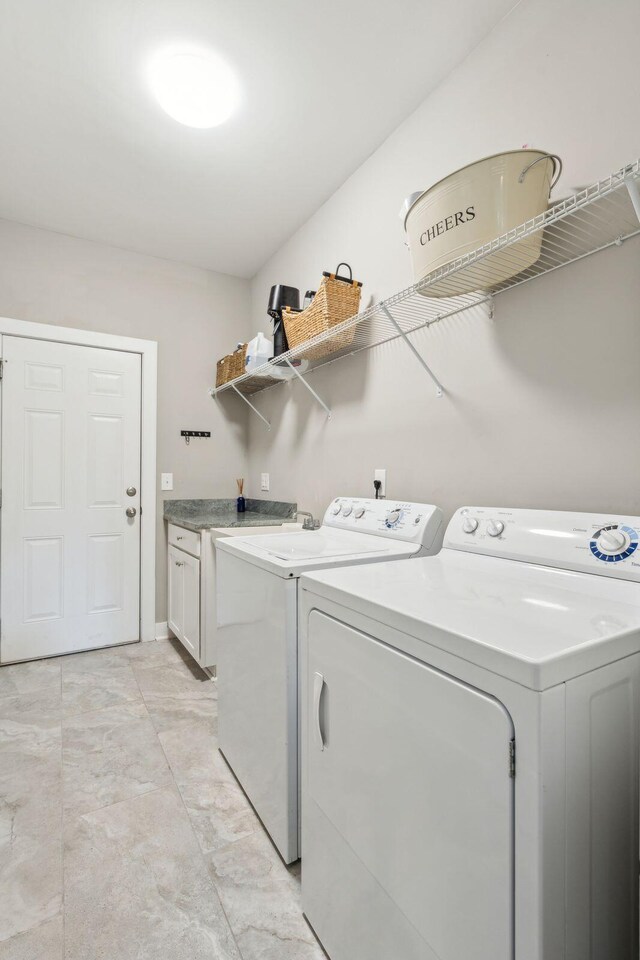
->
[303, 610, 515, 960]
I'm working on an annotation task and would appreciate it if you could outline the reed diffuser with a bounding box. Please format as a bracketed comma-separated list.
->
[236, 478, 246, 513]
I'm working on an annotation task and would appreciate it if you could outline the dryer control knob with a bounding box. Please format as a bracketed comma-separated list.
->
[354, 508, 365, 519]
[487, 520, 504, 538]
[386, 510, 401, 525]
[332, 505, 341, 515]
[462, 517, 478, 534]
[342, 505, 353, 517]
[597, 529, 628, 554]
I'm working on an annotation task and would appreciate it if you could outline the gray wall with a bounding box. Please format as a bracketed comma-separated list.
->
[247, 0, 640, 523]
[0, 219, 251, 622]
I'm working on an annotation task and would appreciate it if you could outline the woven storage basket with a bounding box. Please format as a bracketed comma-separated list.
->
[283, 263, 361, 361]
[216, 344, 247, 387]
[216, 355, 233, 387]
[230, 343, 247, 379]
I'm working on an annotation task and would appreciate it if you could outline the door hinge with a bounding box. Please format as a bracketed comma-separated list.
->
[509, 739, 516, 778]
[0, 358, 4, 379]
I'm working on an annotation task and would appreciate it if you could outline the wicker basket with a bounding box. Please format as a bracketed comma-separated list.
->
[282, 263, 361, 361]
[216, 343, 247, 387]
[216, 355, 232, 387]
[231, 343, 248, 378]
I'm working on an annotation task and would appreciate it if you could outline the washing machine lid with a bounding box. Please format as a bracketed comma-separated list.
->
[300, 549, 640, 690]
[216, 527, 421, 577]
[208, 522, 302, 541]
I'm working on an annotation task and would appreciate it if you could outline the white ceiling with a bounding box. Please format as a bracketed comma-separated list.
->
[0, 0, 518, 278]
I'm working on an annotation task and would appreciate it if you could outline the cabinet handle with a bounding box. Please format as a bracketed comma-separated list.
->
[175, 560, 183, 567]
[176, 535, 183, 540]
[313, 672, 326, 751]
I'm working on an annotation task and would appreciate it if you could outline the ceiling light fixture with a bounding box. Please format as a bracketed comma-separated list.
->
[147, 46, 240, 129]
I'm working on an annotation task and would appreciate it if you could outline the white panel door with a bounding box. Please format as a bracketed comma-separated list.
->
[303, 611, 515, 960]
[1, 336, 141, 662]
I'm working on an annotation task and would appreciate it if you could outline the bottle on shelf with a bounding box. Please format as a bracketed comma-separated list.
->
[245, 332, 273, 373]
[236, 477, 246, 513]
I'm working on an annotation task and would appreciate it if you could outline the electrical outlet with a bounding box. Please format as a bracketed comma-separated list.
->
[161, 473, 173, 491]
[374, 468, 386, 498]
[261, 473, 270, 492]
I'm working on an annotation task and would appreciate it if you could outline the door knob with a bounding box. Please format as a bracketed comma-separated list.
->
[126, 486, 137, 497]
[126, 507, 137, 518]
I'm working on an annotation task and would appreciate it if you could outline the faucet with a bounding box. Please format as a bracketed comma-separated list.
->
[297, 510, 320, 531]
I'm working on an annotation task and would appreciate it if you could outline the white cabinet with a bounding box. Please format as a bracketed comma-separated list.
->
[167, 543, 200, 660]
[167, 544, 183, 640]
[181, 549, 200, 658]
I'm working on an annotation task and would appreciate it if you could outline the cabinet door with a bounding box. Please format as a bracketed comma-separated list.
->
[181, 550, 200, 659]
[167, 545, 184, 640]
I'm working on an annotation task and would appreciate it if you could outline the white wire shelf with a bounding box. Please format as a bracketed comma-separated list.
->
[210, 159, 640, 420]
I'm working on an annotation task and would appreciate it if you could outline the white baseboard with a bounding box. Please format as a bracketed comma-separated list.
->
[155, 621, 171, 641]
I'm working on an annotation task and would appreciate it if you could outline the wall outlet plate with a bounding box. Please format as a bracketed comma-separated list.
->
[261, 472, 270, 492]
[161, 473, 173, 491]
[374, 468, 386, 498]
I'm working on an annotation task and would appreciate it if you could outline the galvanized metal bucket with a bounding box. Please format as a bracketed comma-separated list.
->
[403, 150, 562, 297]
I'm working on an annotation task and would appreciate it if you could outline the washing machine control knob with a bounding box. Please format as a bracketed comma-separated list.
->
[487, 520, 504, 538]
[354, 508, 365, 519]
[462, 517, 478, 534]
[332, 505, 341, 515]
[386, 510, 401, 526]
[342, 505, 353, 517]
[597, 529, 628, 554]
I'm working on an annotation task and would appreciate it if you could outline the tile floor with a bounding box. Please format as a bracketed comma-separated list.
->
[0, 638, 326, 960]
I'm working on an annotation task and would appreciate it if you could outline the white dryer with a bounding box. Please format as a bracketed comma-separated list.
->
[216, 497, 443, 863]
[299, 507, 640, 960]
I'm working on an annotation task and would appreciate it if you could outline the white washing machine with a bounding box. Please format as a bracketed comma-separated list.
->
[201, 522, 302, 669]
[216, 497, 443, 863]
[299, 507, 640, 960]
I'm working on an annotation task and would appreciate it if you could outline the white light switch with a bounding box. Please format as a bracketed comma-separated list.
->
[161, 473, 173, 491]
[374, 468, 386, 498]
[261, 473, 270, 492]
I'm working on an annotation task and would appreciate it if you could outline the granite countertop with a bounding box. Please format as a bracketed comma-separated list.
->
[163, 498, 298, 533]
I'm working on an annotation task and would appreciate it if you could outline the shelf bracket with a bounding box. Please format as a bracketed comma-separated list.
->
[230, 384, 271, 430]
[381, 305, 444, 398]
[486, 295, 495, 320]
[283, 359, 332, 418]
[626, 179, 640, 224]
